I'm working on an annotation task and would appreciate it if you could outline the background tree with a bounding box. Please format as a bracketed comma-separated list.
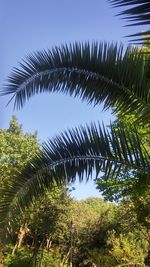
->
[0, 117, 39, 266]
[4, 187, 72, 267]
[0, 116, 39, 187]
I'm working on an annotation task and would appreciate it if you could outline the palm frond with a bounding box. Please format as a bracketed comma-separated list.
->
[109, 0, 150, 43]
[0, 123, 149, 231]
[2, 42, 150, 122]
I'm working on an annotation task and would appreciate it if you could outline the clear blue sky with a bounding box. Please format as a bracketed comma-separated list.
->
[0, 0, 141, 199]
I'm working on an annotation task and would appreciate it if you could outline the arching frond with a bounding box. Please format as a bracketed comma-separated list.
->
[0, 123, 149, 231]
[109, 0, 150, 44]
[2, 42, 150, 122]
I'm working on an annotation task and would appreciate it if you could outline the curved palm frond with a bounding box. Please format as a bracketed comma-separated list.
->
[109, 0, 150, 44]
[0, 123, 149, 230]
[3, 42, 150, 122]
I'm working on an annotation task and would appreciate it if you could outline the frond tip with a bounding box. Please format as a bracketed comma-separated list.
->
[108, 0, 150, 43]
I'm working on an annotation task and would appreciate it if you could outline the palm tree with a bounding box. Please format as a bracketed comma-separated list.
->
[1, 42, 150, 230]
[4, 42, 150, 119]
[108, 0, 150, 44]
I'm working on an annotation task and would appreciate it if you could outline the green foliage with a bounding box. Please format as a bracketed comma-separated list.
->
[33, 248, 64, 267]
[0, 118, 38, 264]
[68, 198, 116, 266]
[3, 247, 33, 267]
[0, 116, 40, 243]
[3, 247, 64, 267]
[96, 111, 150, 202]
[107, 230, 148, 266]
[0, 116, 39, 187]
[2, 195, 150, 266]
[5, 248, 63, 267]
[87, 248, 116, 267]
[23, 186, 72, 252]
[0, 116, 40, 237]
[71, 197, 115, 229]
[132, 190, 150, 229]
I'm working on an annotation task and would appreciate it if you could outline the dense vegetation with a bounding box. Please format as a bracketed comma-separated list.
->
[0, 118, 149, 266]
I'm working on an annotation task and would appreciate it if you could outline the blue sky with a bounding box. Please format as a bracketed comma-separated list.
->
[0, 0, 141, 199]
